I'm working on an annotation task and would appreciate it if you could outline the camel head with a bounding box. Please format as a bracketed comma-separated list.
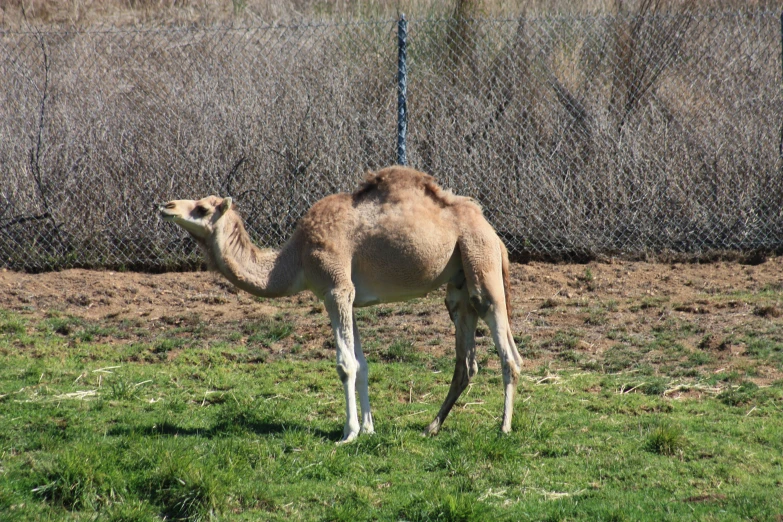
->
[159, 196, 233, 240]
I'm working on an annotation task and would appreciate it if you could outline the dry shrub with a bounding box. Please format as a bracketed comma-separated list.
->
[1, 6, 781, 270]
[2, 0, 778, 27]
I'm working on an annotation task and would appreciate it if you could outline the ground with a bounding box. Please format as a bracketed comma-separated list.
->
[2, 260, 783, 520]
[2, 258, 782, 385]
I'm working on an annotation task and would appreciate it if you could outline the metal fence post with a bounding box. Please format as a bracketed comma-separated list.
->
[779, 10, 783, 158]
[397, 14, 408, 166]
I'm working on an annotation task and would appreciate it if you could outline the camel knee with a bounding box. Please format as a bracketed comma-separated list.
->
[454, 367, 475, 396]
[470, 294, 492, 318]
[456, 359, 476, 390]
[326, 284, 355, 302]
[502, 361, 520, 385]
[468, 358, 478, 380]
[336, 360, 358, 383]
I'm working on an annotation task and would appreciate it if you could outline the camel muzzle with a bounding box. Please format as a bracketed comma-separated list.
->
[159, 204, 177, 220]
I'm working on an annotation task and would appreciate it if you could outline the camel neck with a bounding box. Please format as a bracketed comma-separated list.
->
[206, 214, 303, 298]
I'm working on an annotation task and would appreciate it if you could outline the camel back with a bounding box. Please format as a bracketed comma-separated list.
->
[354, 166, 461, 208]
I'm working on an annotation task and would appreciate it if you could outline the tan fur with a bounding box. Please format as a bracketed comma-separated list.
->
[501, 240, 512, 322]
[160, 166, 523, 442]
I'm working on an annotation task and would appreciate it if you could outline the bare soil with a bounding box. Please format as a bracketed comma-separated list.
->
[2, 259, 782, 382]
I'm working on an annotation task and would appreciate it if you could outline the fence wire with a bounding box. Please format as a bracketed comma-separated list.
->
[1, 11, 782, 271]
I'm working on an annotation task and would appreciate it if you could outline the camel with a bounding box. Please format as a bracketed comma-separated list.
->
[159, 166, 523, 443]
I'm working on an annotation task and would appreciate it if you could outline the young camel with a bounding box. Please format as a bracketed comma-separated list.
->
[159, 166, 523, 443]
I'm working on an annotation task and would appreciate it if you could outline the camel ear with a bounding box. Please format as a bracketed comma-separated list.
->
[219, 197, 233, 213]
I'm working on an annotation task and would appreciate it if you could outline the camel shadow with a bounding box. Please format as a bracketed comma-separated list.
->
[107, 416, 340, 441]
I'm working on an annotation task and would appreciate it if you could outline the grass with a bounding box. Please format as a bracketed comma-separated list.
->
[2, 305, 783, 521]
[384, 339, 421, 363]
[243, 318, 294, 347]
[645, 420, 687, 456]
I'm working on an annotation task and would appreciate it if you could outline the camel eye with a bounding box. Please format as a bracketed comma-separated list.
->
[192, 206, 208, 217]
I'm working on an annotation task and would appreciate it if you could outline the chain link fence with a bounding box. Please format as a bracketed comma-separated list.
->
[1, 11, 782, 271]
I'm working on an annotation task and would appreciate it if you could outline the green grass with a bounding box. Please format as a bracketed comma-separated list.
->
[645, 420, 687, 456]
[243, 318, 294, 347]
[383, 339, 421, 363]
[2, 309, 783, 521]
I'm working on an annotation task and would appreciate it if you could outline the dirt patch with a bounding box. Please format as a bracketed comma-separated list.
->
[0, 269, 278, 324]
[1, 258, 782, 381]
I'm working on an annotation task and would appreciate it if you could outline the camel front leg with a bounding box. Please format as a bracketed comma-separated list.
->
[353, 316, 375, 435]
[324, 287, 361, 444]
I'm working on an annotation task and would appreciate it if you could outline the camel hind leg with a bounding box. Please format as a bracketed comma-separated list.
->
[483, 305, 521, 433]
[353, 315, 374, 435]
[460, 234, 522, 433]
[425, 275, 479, 436]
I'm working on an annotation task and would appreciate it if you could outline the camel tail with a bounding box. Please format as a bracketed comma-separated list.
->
[500, 240, 512, 323]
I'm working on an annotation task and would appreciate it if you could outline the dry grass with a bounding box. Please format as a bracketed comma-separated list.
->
[1, 0, 779, 27]
[0, 1, 781, 270]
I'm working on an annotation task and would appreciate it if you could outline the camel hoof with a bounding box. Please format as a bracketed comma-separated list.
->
[336, 433, 359, 445]
[423, 420, 440, 437]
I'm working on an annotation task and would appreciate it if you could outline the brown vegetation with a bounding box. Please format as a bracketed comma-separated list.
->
[1, 0, 778, 27]
[1, 1, 780, 271]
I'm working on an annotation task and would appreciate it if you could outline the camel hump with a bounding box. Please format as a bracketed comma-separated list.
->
[354, 166, 457, 207]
